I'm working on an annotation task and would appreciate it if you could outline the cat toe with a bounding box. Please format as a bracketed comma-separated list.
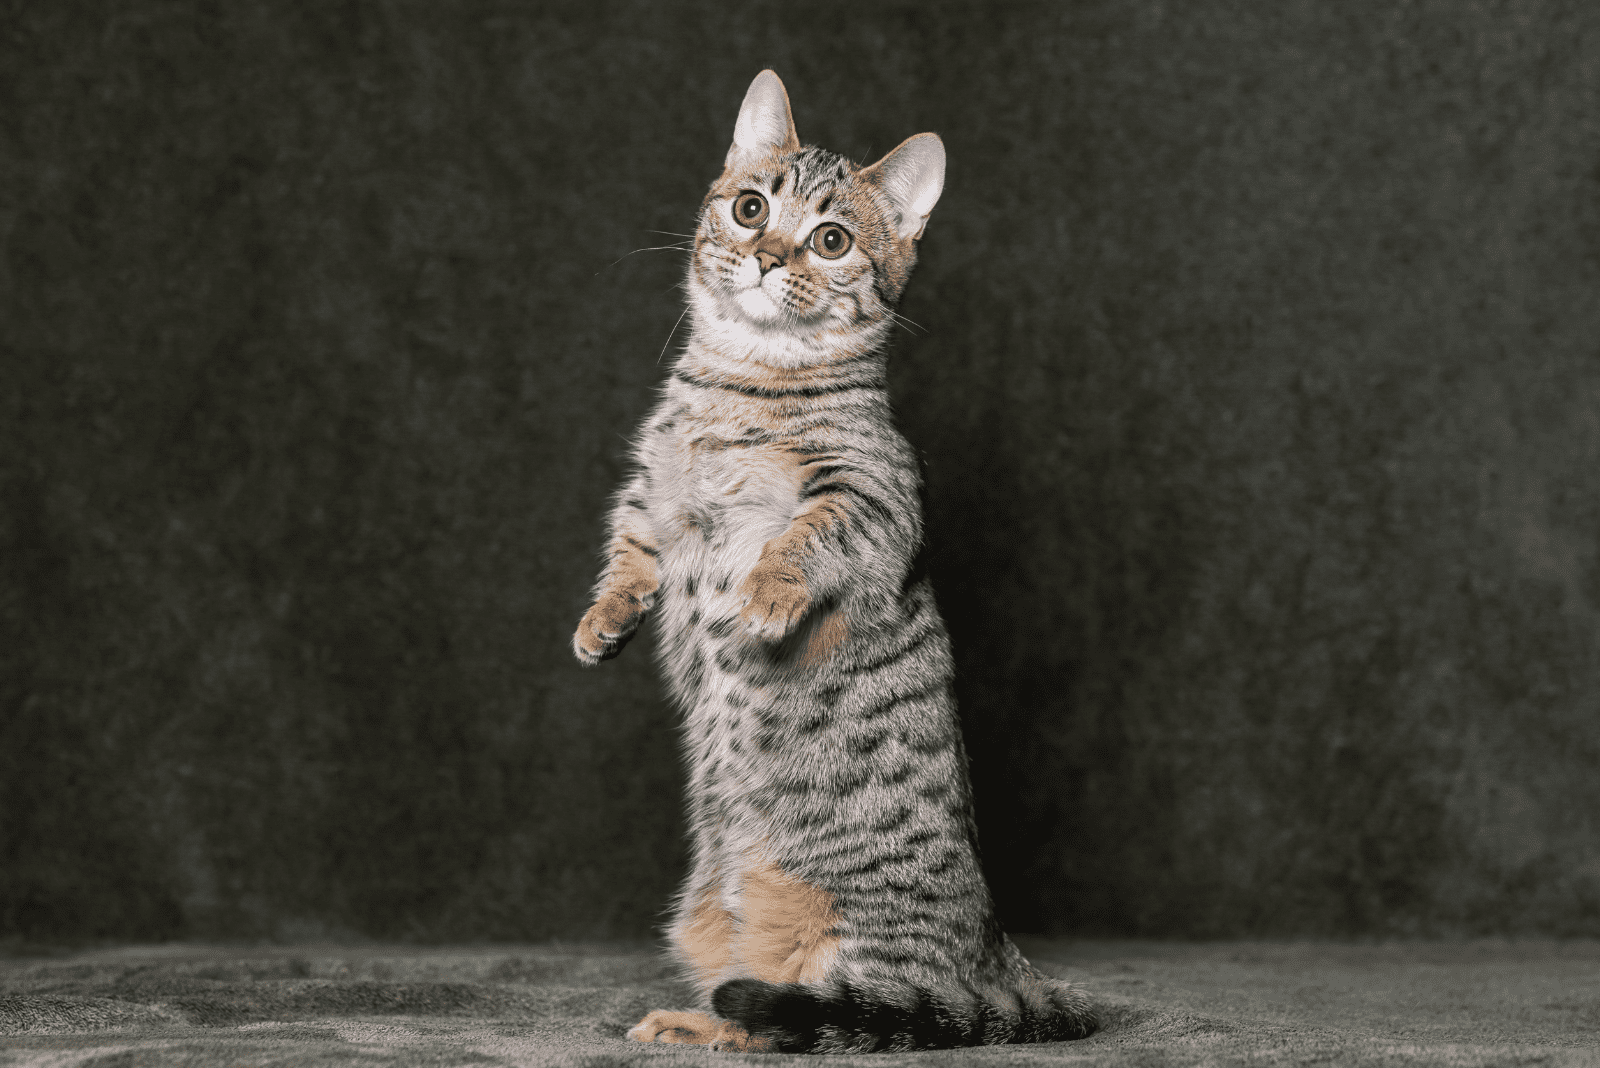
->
[572, 632, 604, 666]
[736, 564, 810, 640]
[628, 1009, 723, 1044]
[573, 623, 631, 665]
[709, 1021, 775, 1052]
[738, 592, 810, 640]
[574, 591, 652, 664]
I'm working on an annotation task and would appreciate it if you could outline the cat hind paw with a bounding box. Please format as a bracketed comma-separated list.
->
[626, 1010, 717, 1044]
[626, 1010, 773, 1051]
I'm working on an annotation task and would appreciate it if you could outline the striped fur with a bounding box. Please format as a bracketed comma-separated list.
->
[575, 70, 1096, 1054]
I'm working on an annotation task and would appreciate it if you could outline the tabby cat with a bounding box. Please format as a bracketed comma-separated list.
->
[573, 70, 1096, 1054]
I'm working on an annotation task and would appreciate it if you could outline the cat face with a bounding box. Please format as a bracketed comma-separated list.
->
[689, 72, 944, 342]
[694, 148, 899, 330]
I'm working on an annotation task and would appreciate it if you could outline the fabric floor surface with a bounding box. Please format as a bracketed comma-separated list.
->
[1, 940, 1596, 1066]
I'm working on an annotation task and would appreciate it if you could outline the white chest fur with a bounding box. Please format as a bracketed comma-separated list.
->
[642, 413, 804, 606]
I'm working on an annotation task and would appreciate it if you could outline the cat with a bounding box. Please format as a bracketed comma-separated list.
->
[572, 69, 1097, 1054]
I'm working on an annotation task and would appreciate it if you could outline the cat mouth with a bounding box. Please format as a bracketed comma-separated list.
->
[724, 274, 837, 329]
[732, 279, 787, 320]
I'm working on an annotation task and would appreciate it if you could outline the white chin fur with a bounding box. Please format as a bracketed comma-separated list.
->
[734, 285, 783, 321]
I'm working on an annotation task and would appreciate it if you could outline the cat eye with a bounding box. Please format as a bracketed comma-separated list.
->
[810, 223, 852, 260]
[732, 192, 769, 228]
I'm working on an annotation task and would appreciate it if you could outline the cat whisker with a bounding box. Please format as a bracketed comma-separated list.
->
[891, 311, 927, 335]
[600, 245, 692, 272]
[646, 230, 695, 239]
[657, 304, 690, 364]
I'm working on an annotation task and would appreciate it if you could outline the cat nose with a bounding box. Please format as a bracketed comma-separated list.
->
[755, 250, 785, 275]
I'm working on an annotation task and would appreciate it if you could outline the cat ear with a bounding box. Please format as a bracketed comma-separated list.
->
[861, 133, 945, 240]
[726, 70, 800, 170]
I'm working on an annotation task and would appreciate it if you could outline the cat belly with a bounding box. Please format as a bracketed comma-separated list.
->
[648, 453, 797, 703]
[661, 622, 973, 866]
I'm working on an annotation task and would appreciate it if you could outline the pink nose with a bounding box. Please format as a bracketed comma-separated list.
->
[755, 250, 785, 275]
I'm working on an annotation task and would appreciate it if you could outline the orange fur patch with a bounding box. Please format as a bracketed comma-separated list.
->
[738, 859, 842, 984]
[798, 608, 849, 668]
[676, 888, 736, 989]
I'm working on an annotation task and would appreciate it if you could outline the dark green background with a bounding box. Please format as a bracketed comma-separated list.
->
[3, 1, 1597, 945]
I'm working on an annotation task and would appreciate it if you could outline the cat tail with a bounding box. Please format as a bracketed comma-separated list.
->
[711, 973, 1097, 1054]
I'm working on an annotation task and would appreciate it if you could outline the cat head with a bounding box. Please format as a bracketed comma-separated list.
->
[689, 70, 944, 346]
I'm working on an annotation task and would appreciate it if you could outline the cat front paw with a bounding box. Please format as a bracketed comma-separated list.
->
[572, 587, 656, 665]
[738, 563, 810, 641]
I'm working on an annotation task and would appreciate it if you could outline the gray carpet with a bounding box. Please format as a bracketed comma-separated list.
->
[2, 941, 1596, 1066]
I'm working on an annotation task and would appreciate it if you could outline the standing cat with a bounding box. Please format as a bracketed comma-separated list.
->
[573, 70, 1096, 1054]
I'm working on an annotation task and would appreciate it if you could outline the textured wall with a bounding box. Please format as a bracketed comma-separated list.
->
[3, 1, 1597, 944]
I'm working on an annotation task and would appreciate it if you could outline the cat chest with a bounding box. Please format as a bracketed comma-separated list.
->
[652, 436, 803, 545]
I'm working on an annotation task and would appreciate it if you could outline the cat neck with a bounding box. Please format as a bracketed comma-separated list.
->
[682, 285, 893, 379]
